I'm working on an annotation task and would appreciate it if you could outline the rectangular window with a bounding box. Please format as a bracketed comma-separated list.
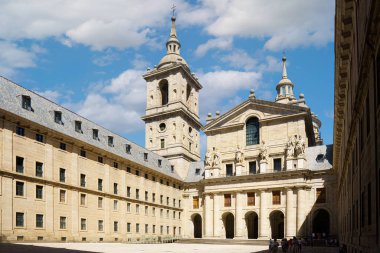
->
[136, 189, 139, 199]
[16, 156, 24, 173]
[145, 224, 148, 233]
[92, 129, 99, 140]
[16, 181, 24, 196]
[249, 161, 257, 174]
[114, 183, 118, 195]
[127, 167, 131, 173]
[145, 191, 148, 201]
[193, 196, 199, 209]
[127, 186, 131, 197]
[167, 197, 169, 205]
[16, 126, 25, 136]
[173, 199, 176, 207]
[98, 220, 103, 231]
[98, 179, 103, 191]
[59, 142, 66, 150]
[113, 162, 118, 168]
[158, 159, 162, 167]
[59, 168, 65, 183]
[35, 133, 44, 142]
[272, 191, 281, 205]
[224, 194, 231, 207]
[36, 185, 43, 199]
[108, 136, 114, 147]
[160, 225, 163, 235]
[316, 188, 326, 203]
[60, 216, 67, 229]
[247, 192, 255, 206]
[171, 165, 174, 173]
[54, 111, 62, 124]
[16, 212, 24, 227]
[136, 223, 140, 233]
[80, 194, 86, 206]
[127, 203, 131, 212]
[114, 221, 118, 232]
[173, 211, 176, 219]
[136, 204, 140, 214]
[179, 200, 181, 208]
[160, 209, 163, 218]
[36, 214, 44, 228]
[161, 139, 165, 148]
[59, 190, 66, 203]
[80, 149, 86, 157]
[35, 162, 43, 177]
[152, 207, 156, 216]
[75, 121, 82, 133]
[144, 153, 148, 161]
[80, 218, 86, 230]
[136, 170, 140, 176]
[160, 195, 163, 204]
[273, 158, 282, 172]
[127, 222, 131, 232]
[80, 174, 86, 187]
[98, 156, 103, 163]
[145, 173, 148, 179]
[226, 164, 233, 176]
[21, 95, 31, 110]
[98, 197, 103, 208]
[167, 226, 169, 235]
[145, 206, 148, 215]
[152, 193, 156, 202]
[153, 225, 156, 234]
[114, 200, 118, 210]
[125, 144, 131, 154]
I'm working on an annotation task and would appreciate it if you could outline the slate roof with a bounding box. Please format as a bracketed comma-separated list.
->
[185, 161, 205, 182]
[0, 76, 182, 181]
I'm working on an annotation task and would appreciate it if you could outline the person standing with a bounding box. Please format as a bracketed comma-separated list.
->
[272, 239, 280, 253]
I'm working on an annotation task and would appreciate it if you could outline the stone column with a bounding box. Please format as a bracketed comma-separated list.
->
[259, 190, 269, 239]
[234, 191, 244, 238]
[204, 194, 213, 238]
[296, 188, 305, 236]
[213, 194, 220, 237]
[286, 188, 296, 238]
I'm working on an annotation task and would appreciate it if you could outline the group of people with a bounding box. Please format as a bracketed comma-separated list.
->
[269, 237, 303, 253]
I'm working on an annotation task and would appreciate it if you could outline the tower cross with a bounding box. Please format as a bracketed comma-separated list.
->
[171, 4, 176, 17]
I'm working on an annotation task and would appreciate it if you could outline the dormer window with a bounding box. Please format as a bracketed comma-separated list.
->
[144, 153, 148, 161]
[171, 165, 174, 173]
[195, 168, 200, 175]
[125, 144, 131, 154]
[75, 121, 82, 133]
[108, 136, 114, 147]
[54, 111, 63, 124]
[21, 95, 32, 111]
[92, 129, 99, 140]
[316, 154, 325, 163]
[158, 159, 162, 167]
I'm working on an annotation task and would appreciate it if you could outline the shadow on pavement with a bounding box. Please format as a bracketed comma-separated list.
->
[0, 243, 97, 253]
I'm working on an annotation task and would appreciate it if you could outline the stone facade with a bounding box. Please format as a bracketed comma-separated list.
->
[334, 1, 380, 253]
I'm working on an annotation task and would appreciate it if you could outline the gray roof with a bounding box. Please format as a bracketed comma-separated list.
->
[305, 144, 333, 171]
[0, 76, 182, 181]
[185, 161, 205, 182]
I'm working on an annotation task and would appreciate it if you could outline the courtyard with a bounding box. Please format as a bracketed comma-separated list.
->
[0, 243, 339, 253]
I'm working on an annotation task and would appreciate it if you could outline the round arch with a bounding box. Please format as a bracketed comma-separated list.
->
[245, 211, 259, 239]
[222, 212, 235, 239]
[191, 213, 202, 238]
[312, 208, 330, 236]
[245, 117, 260, 146]
[158, 79, 169, 106]
[270, 210, 284, 239]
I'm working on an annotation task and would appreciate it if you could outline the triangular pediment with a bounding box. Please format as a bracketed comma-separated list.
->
[203, 98, 310, 132]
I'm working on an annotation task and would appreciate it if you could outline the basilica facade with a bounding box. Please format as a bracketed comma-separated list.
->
[0, 15, 335, 242]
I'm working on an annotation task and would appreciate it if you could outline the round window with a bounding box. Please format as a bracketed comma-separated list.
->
[159, 123, 166, 131]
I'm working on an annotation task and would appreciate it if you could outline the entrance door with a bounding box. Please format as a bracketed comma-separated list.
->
[270, 211, 284, 239]
[312, 209, 330, 235]
[224, 213, 234, 239]
[246, 212, 258, 239]
[193, 214, 202, 238]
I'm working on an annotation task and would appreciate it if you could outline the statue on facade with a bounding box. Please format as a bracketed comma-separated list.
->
[286, 135, 306, 158]
[295, 135, 306, 156]
[204, 147, 221, 167]
[286, 136, 295, 158]
[205, 149, 212, 167]
[235, 145, 244, 164]
[213, 147, 221, 167]
[259, 140, 268, 161]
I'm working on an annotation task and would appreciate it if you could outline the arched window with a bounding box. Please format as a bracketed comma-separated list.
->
[246, 117, 259, 145]
[159, 80, 169, 105]
[186, 84, 191, 101]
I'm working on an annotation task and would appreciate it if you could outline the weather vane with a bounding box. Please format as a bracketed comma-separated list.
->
[171, 4, 176, 17]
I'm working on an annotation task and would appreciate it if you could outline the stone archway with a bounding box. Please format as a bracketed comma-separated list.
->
[245, 211, 259, 239]
[312, 209, 330, 236]
[270, 210, 284, 239]
[192, 214, 202, 238]
[222, 212, 234, 239]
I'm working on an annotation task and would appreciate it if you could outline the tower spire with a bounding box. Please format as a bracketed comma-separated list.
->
[282, 54, 288, 79]
[275, 55, 295, 103]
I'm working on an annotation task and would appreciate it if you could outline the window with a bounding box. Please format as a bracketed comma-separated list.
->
[173, 211, 176, 219]
[136, 189, 139, 199]
[226, 164, 233, 176]
[114, 183, 118, 195]
[136, 170, 140, 176]
[127, 222, 131, 232]
[273, 158, 282, 172]
[224, 194, 231, 207]
[247, 192, 255, 206]
[127, 203, 131, 212]
[145, 173, 148, 179]
[272, 191, 281, 205]
[145, 206, 148, 215]
[195, 168, 201, 175]
[166, 210, 169, 218]
[16, 212, 24, 227]
[145, 224, 148, 233]
[35, 162, 43, 177]
[75, 121, 82, 133]
[136, 223, 140, 233]
[80, 218, 86, 230]
[167, 226, 169, 235]
[127, 187, 131, 197]
[98, 220, 104, 231]
[160, 179, 163, 184]
[161, 139, 165, 148]
[114, 221, 118, 232]
[97, 178, 103, 191]
[16, 156, 24, 173]
[246, 117, 259, 145]
[125, 144, 131, 154]
[36, 214, 44, 228]
[80, 194, 86, 206]
[113, 162, 118, 168]
[136, 204, 140, 214]
[98, 197, 103, 208]
[80, 174, 86, 187]
[179, 212, 181, 219]
[249, 161, 257, 174]
[171, 165, 174, 173]
[159, 79, 169, 105]
[160, 195, 163, 204]
[316, 188, 326, 203]
[160, 225, 163, 235]
[160, 209, 163, 217]
[179, 200, 181, 208]
[60, 216, 67, 229]
[159, 123, 166, 131]
[59, 190, 66, 203]
[158, 159, 162, 167]
[113, 200, 118, 210]
[98, 156, 103, 163]
[144, 153, 148, 161]
[59, 142, 66, 150]
[80, 149, 86, 157]
[16, 126, 25, 136]
[167, 197, 169, 205]
[173, 199, 176, 207]
[92, 129, 99, 140]
[59, 168, 65, 182]
[54, 111, 63, 124]
[36, 185, 43, 199]
[145, 191, 148, 201]
[16, 181, 24, 196]
[21, 95, 32, 110]
[127, 167, 131, 173]
[153, 225, 156, 234]
[193, 196, 199, 209]
[316, 154, 325, 163]
[108, 136, 114, 147]
[35, 133, 44, 142]
[152, 207, 156, 216]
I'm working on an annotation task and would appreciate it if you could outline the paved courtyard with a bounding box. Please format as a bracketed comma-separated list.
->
[0, 243, 339, 253]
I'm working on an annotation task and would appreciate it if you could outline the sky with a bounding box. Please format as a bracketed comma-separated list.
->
[0, 0, 335, 156]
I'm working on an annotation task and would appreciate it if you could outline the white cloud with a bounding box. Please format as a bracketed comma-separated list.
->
[35, 90, 60, 102]
[195, 37, 233, 57]
[221, 50, 257, 71]
[0, 41, 37, 76]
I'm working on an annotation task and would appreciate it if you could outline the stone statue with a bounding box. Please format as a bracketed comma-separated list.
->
[205, 149, 212, 167]
[296, 135, 306, 156]
[213, 148, 220, 167]
[205, 147, 221, 167]
[286, 136, 295, 158]
[286, 135, 306, 158]
[235, 145, 244, 164]
[259, 140, 268, 161]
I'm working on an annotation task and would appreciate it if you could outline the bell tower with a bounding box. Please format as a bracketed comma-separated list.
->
[141, 14, 202, 179]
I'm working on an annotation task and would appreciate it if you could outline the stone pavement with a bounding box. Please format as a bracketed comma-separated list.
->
[0, 243, 339, 253]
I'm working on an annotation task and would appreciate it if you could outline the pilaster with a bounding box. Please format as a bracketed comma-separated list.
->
[204, 194, 213, 238]
[259, 190, 269, 239]
[234, 191, 244, 238]
[286, 188, 296, 238]
[213, 194, 220, 238]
